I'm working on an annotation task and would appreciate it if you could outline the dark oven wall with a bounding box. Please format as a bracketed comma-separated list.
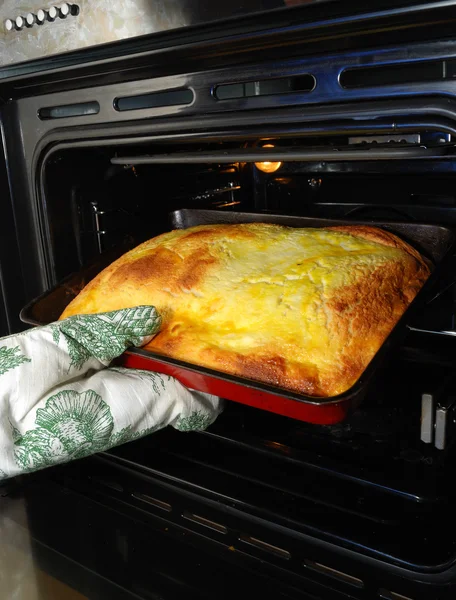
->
[43, 147, 255, 282]
[0, 116, 26, 334]
[42, 143, 456, 287]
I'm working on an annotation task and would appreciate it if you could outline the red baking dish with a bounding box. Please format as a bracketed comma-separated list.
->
[118, 350, 350, 425]
[20, 209, 455, 424]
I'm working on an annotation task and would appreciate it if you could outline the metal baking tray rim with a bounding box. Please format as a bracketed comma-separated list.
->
[124, 348, 349, 406]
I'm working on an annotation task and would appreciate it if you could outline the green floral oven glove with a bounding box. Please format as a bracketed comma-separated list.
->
[0, 306, 222, 480]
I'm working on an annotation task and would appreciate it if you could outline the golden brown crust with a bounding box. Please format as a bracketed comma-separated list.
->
[60, 223, 430, 397]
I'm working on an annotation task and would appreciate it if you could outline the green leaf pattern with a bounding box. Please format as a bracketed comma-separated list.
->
[0, 346, 30, 376]
[55, 306, 162, 370]
[175, 411, 213, 432]
[65, 338, 91, 372]
[50, 323, 61, 345]
[9, 421, 21, 443]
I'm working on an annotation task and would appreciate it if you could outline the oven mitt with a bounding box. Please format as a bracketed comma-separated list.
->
[0, 306, 222, 480]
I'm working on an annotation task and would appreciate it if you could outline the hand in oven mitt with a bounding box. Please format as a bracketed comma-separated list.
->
[0, 306, 222, 480]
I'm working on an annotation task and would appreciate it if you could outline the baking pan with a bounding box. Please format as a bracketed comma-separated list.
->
[20, 210, 455, 424]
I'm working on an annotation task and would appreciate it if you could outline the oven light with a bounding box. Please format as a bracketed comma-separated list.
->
[255, 144, 282, 173]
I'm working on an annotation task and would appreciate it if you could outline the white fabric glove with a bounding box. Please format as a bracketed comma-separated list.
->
[0, 306, 222, 480]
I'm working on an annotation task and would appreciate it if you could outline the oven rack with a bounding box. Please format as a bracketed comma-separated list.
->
[110, 145, 452, 165]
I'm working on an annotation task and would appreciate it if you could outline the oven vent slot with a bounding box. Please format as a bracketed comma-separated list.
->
[131, 492, 172, 512]
[303, 559, 364, 588]
[89, 476, 123, 492]
[341, 59, 447, 89]
[114, 88, 194, 112]
[378, 590, 414, 600]
[239, 534, 290, 559]
[183, 511, 227, 534]
[214, 74, 315, 100]
[38, 101, 99, 120]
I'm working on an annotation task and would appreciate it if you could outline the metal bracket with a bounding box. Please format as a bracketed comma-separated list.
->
[421, 374, 456, 450]
[435, 396, 456, 450]
[421, 393, 435, 445]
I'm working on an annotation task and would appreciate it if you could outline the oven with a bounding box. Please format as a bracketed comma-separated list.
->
[2, 2, 456, 599]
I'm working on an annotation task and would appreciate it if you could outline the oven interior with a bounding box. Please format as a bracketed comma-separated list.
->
[39, 133, 456, 599]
